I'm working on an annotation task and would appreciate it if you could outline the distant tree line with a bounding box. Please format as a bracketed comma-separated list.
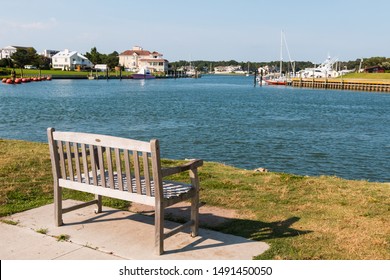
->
[171, 57, 390, 73]
[1, 46, 390, 73]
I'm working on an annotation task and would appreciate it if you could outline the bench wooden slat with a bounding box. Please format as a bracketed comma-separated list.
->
[106, 148, 115, 189]
[124, 150, 132, 192]
[53, 131, 152, 153]
[133, 151, 142, 194]
[65, 142, 74, 181]
[81, 144, 90, 184]
[97, 146, 106, 187]
[90, 145, 98, 185]
[73, 143, 82, 183]
[59, 179, 155, 206]
[57, 141, 66, 179]
[115, 148, 123, 191]
[143, 152, 151, 196]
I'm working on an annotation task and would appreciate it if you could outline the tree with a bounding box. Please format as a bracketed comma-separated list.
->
[0, 58, 13, 68]
[103, 51, 119, 69]
[11, 47, 39, 76]
[85, 47, 102, 65]
[36, 55, 51, 70]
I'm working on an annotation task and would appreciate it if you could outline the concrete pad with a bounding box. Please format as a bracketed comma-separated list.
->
[1, 200, 269, 260]
[0, 222, 122, 260]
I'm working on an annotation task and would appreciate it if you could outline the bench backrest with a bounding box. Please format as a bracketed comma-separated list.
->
[47, 128, 164, 202]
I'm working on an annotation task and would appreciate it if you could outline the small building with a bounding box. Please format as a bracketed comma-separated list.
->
[41, 49, 60, 58]
[364, 65, 385, 73]
[52, 49, 93, 70]
[118, 46, 168, 73]
[94, 64, 108, 71]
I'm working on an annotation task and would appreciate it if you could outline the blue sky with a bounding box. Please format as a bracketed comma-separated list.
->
[0, 0, 389, 63]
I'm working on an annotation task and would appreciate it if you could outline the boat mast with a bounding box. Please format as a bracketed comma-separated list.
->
[280, 30, 283, 77]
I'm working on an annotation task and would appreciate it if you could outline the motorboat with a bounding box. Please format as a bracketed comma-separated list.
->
[132, 67, 155, 79]
[297, 56, 354, 78]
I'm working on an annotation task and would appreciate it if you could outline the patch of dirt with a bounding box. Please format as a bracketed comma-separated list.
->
[129, 201, 239, 227]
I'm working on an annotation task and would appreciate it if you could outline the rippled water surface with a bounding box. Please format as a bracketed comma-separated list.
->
[1, 75, 390, 181]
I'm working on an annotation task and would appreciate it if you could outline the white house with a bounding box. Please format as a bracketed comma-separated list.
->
[1, 45, 31, 59]
[119, 46, 168, 73]
[52, 49, 93, 70]
[41, 49, 59, 58]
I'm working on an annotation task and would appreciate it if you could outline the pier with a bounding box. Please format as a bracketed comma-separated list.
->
[291, 78, 390, 92]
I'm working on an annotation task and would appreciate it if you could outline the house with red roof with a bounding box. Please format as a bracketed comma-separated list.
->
[118, 46, 169, 73]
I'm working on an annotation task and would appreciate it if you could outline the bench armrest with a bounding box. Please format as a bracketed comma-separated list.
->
[161, 159, 203, 177]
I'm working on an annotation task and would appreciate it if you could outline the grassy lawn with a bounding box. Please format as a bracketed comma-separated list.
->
[342, 72, 390, 80]
[0, 68, 133, 78]
[0, 139, 389, 259]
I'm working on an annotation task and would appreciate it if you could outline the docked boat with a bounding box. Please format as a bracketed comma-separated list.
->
[265, 77, 288, 85]
[297, 56, 353, 78]
[132, 67, 155, 79]
[263, 30, 294, 86]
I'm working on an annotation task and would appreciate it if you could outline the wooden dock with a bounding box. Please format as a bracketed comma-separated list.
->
[291, 78, 390, 92]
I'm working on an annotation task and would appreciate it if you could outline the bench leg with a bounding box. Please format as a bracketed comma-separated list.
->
[190, 169, 200, 237]
[95, 194, 102, 213]
[155, 203, 164, 255]
[54, 185, 63, 226]
[190, 193, 199, 237]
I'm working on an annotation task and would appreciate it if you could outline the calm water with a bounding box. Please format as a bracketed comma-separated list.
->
[1, 75, 390, 182]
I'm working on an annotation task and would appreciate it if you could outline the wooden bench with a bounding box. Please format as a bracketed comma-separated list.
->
[47, 128, 202, 255]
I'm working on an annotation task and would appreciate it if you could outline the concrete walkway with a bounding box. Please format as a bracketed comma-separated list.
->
[0, 200, 269, 260]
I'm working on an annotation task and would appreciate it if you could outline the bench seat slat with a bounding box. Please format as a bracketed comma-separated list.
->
[62, 172, 193, 199]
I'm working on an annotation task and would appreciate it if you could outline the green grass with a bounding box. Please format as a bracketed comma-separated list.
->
[36, 228, 48, 234]
[56, 234, 70, 242]
[1, 139, 389, 259]
[0, 68, 134, 79]
[342, 72, 390, 80]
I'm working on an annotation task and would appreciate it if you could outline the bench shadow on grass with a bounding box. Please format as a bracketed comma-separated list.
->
[211, 216, 313, 242]
[126, 203, 313, 243]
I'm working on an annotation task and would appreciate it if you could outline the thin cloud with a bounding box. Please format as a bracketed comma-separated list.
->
[6, 17, 58, 30]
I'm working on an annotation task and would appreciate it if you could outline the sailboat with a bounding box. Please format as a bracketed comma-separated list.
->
[246, 62, 250, 76]
[264, 30, 294, 86]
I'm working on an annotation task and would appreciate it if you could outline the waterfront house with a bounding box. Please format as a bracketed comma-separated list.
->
[52, 49, 93, 70]
[0, 45, 32, 59]
[118, 46, 168, 73]
[364, 65, 385, 73]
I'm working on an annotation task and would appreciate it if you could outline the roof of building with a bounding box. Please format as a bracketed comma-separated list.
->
[139, 58, 168, 62]
[365, 65, 385, 70]
[119, 49, 163, 57]
[2, 45, 32, 50]
[120, 50, 151, 56]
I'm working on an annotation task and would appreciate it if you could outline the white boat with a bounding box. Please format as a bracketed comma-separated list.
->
[298, 56, 339, 78]
[132, 67, 155, 79]
[298, 56, 354, 78]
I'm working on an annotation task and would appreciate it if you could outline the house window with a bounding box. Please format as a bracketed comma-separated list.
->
[65, 58, 68, 62]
